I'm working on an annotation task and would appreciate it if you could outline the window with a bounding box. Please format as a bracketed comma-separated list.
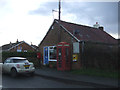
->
[12, 59, 29, 63]
[58, 48, 62, 68]
[73, 29, 80, 35]
[65, 48, 69, 62]
[49, 47, 56, 60]
[58, 48, 62, 60]
[51, 26, 54, 30]
[86, 34, 90, 38]
[24, 50, 27, 52]
[4, 59, 11, 63]
[17, 46, 22, 52]
[79, 34, 83, 37]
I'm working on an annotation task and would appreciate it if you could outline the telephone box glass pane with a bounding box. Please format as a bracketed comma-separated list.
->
[65, 48, 69, 62]
[58, 48, 62, 68]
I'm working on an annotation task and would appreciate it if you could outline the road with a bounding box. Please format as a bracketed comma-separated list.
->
[2, 74, 93, 89]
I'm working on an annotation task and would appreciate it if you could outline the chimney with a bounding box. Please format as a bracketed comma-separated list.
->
[99, 26, 104, 31]
[10, 41, 12, 46]
[31, 42, 33, 45]
[93, 22, 100, 28]
[16, 39, 19, 43]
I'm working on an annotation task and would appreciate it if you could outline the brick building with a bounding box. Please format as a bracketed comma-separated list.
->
[2, 40, 37, 52]
[38, 19, 117, 69]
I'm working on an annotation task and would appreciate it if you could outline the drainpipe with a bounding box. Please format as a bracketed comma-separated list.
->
[81, 41, 85, 68]
[82, 41, 84, 53]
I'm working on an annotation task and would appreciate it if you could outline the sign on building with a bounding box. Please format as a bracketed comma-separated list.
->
[73, 42, 79, 53]
[73, 54, 78, 61]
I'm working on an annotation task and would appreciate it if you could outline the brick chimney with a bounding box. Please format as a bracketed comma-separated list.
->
[10, 41, 12, 46]
[16, 39, 19, 43]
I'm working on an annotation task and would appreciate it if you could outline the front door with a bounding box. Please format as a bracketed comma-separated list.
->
[43, 47, 49, 65]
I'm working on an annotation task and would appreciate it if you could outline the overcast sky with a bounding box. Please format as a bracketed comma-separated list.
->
[0, 0, 119, 46]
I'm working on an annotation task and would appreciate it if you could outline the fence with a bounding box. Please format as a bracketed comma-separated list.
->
[82, 42, 118, 71]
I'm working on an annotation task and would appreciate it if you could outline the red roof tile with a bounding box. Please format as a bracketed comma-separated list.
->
[56, 20, 117, 44]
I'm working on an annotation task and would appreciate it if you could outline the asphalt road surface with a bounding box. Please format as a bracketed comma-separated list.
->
[2, 74, 94, 89]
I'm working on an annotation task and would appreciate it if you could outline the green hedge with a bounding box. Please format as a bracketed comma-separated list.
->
[2, 52, 37, 58]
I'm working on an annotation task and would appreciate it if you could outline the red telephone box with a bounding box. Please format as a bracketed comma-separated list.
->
[57, 42, 71, 71]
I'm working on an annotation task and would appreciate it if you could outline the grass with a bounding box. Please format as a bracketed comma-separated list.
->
[70, 68, 119, 79]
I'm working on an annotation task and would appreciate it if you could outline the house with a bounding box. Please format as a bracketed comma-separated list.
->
[1, 40, 37, 52]
[38, 19, 117, 69]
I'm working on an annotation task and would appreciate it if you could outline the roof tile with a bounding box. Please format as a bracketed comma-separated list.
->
[57, 20, 117, 44]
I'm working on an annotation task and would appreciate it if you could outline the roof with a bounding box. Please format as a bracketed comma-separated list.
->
[31, 45, 38, 49]
[2, 41, 37, 51]
[55, 19, 117, 44]
[2, 41, 21, 51]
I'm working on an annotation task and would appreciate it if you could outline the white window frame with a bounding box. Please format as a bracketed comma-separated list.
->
[48, 46, 57, 61]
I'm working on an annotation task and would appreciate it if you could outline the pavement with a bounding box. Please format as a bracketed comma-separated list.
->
[35, 67, 119, 88]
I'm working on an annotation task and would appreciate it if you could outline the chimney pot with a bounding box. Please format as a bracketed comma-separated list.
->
[99, 26, 104, 31]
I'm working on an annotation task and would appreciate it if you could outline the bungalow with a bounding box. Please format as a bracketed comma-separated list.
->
[38, 19, 117, 70]
[1, 40, 37, 52]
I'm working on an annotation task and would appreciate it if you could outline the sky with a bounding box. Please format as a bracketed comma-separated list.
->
[0, 0, 119, 46]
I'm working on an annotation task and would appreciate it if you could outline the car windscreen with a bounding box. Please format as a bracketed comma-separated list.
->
[12, 59, 29, 63]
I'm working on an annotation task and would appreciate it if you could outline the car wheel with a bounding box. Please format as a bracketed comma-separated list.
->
[11, 68, 17, 77]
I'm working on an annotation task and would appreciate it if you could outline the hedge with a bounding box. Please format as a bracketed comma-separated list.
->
[2, 52, 37, 58]
[2, 52, 41, 68]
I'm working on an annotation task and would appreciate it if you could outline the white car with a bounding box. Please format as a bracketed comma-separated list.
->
[2, 57, 35, 77]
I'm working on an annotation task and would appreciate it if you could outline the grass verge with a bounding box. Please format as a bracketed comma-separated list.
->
[70, 68, 119, 79]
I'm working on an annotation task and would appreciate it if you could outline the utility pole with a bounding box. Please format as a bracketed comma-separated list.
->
[58, 0, 61, 42]
[58, 0, 61, 20]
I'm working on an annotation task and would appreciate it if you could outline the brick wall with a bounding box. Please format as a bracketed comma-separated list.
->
[39, 22, 82, 69]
